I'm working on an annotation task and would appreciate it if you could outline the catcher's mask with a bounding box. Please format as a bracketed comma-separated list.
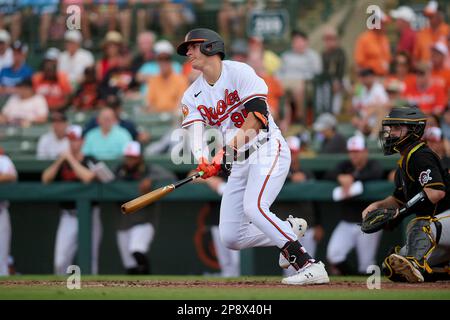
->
[379, 106, 426, 155]
[177, 28, 225, 60]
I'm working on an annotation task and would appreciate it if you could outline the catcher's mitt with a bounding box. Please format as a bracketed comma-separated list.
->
[361, 208, 399, 234]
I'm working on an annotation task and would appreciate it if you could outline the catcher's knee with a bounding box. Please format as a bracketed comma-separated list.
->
[405, 216, 442, 273]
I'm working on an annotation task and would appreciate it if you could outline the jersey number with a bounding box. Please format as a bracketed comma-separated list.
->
[231, 109, 249, 128]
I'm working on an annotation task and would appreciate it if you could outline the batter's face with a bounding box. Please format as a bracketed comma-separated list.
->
[186, 43, 207, 70]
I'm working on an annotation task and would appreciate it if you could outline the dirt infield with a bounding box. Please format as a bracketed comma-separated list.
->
[1, 279, 450, 290]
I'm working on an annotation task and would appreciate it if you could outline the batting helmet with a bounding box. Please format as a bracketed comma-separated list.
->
[177, 28, 225, 60]
[379, 105, 427, 155]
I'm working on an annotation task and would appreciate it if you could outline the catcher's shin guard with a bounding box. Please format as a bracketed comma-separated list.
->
[405, 216, 442, 274]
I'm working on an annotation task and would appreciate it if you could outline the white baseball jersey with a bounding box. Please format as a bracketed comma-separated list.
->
[181, 60, 275, 135]
[0, 155, 17, 209]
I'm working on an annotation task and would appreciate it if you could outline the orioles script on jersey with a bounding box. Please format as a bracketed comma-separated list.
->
[197, 89, 247, 126]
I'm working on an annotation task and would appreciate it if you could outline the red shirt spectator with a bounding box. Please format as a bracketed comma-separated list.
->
[390, 6, 417, 57]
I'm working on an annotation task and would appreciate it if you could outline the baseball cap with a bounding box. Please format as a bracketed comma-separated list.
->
[64, 30, 82, 43]
[286, 136, 301, 153]
[123, 141, 141, 157]
[390, 6, 416, 23]
[11, 40, 28, 54]
[425, 126, 442, 142]
[384, 78, 405, 93]
[44, 47, 60, 61]
[424, 0, 439, 16]
[432, 41, 448, 56]
[0, 29, 11, 43]
[102, 31, 123, 46]
[154, 40, 174, 56]
[347, 135, 366, 152]
[66, 125, 83, 140]
[313, 113, 337, 131]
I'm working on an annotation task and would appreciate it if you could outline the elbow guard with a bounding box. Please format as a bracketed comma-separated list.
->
[244, 98, 269, 129]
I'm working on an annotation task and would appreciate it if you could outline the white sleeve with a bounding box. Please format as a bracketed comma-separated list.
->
[180, 93, 206, 128]
[187, 121, 209, 161]
[237, 64, 268, 104]
[0, 156, 17, 177]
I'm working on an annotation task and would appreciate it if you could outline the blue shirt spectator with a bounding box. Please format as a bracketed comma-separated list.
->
[0, 40, 33, 89]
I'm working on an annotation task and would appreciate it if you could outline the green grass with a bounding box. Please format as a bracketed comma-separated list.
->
[0, 275, 449, 300]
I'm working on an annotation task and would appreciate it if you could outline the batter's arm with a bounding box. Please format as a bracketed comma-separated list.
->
[228, 112, 262, 151]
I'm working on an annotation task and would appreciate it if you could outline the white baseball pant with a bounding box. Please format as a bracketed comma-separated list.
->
[211, 225, 240, 277]
[327, 220, 382, 273]
[0, 207, 11, 276]
[116, 223, 155, 269]
[219, 135, 298, 250]
[54, 207, 102, 275]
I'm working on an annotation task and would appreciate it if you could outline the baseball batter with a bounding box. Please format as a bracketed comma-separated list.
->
[177, 28, 329, 285]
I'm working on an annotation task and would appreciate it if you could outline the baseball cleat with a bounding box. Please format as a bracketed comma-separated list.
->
[279, 215, 308, 269]
[387, 254, 424, 283]
[281, 261, 330, 285]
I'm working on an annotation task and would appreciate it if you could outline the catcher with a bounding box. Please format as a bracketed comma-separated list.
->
[361, 105, 450, 283]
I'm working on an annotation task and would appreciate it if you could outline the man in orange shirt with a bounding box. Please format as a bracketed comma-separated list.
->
[430, 42, 450, 94]
[146, 40, 188, 113]
[413, 1, 450, 64]
[32, 48, 72, 111]
[403, 63, 447, 115]
[354, 12, 391, 76]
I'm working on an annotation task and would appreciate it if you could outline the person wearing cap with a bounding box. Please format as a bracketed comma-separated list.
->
[0, 40, 32, 93]
[277, 30, 322, 123]
[390, 6, 417, 57]
[324, 135, 384, 275]
[430, 41, 450, 93]
[32, 48, 72, 111]
[413, 0, 450, 64]
[0, 77, 48, 126]
[145, 40, 188, 113]
[354, 10, 391, 76]
[0, 29, 12, 71]
[0, 147, 17, 276]
[352, 67, 390, 137]
[114, 141, 175, 274]
[37, 111, 70, 160]
[42, 124, 102, 275]
[313, 112, 347, 154]
[320, 25, 346, 115]
[136, 39, 182, 96]
[58, 30, 95, 87]
[96, 31, 123, 82]
[177, 27, 330, 285]
[403, 62, 447, 115]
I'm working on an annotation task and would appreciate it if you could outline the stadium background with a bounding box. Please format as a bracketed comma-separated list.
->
[0, 0, 447, 276]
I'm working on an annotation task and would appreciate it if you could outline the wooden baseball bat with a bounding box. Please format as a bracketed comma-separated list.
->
[121, 171, 204, 214]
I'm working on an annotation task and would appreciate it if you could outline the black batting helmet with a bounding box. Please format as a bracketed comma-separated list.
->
[177, 28, 225, 60]
[379, 105, 427, 155]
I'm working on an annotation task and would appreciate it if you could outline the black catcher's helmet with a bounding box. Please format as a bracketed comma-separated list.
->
[177, 28, 225, 60]
[379, 105, 427, 155]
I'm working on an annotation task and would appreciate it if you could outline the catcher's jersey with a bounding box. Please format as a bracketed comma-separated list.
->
[393, 142, 450, 215]
[181, 60, 276, 136]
